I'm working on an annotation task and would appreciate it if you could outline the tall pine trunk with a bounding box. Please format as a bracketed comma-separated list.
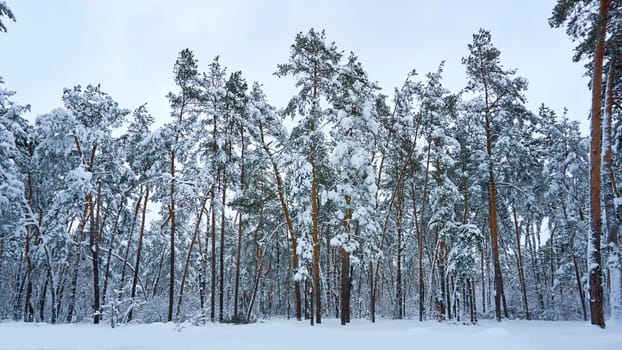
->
[219, 173, 227, 322]
[89, 180, 102, 324]
[66, 204, 89, 323]
[259, 122, 302, 321]
[418, 136, 433, 320]
[168, 148, 176, 322]
[128, 186, 149, 322]
[102, 195, 125, 308]
[602, 61, 621, 322]
[310, 155, 321, 324]
[210, 112, 219, 323]
[512, 202, 530, 320]
[233, 132, 245, 319]
[177, 199, 206, 317]
[484, 99, 506, 322]
[395, 189, 404, 320]
[340, 195, 352, 325]
[588, 0, 609, 329]
[210, 184, 217, 322]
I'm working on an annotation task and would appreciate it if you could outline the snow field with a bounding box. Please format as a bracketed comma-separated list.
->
[0, 319, 621, 350]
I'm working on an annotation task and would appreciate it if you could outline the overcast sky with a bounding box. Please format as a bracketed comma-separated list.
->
[0, 0, 589, 134]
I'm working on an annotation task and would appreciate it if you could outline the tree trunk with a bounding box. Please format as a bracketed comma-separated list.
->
[37, 275, 48, 322]
[512, 202, 530, 320]
[602, 61, 621, 322]
[219, 172, 227, 322]
[325, 227, 333, 318]
[118, 193, 143, 308]
[525, 221, 545, 311]
[176, 198, 206, 318]
[66, 202, 90, 323]
[259, 124, 302, 321]
[418, 137, 433, 320]
[439, 241, 449, 320]
[168, 149, 176, 322]
[468, 278, 477, 323]
[44, 245, 58, 324]
[152, 250, 165, 299]
[588, 0, 610, 329]
[210, 182, 217, 322]
[23, 223, 33, 322]
[369, 260, 375, 323]
[573, 254, 588, 321]
[234, 210, 243, 319]
[89, 180, 102, 324]
[340, 249, 350, 325]
[340, 195, 352, 325]
[128, 186, 149, 322]
[311, 156, 321, 324]
[234, 127, 246, 320]
[481, 245, 486, 314]
[102, 195, 125, 308]
[246, 206, 266, 321]
[485, 110, 506, 322]
[395, 189, 404, 320]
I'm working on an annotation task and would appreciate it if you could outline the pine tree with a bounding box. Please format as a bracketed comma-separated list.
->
[164, 48, 201, 322]
[328, 53, 380, 325]
[463, 29, 528, 321]
[550, 0, 613, 328]
[61, 84, 129, 323]
[0, 77, 32, 322]
[122, 104, 155, 322]
[276, 29, 343, 324]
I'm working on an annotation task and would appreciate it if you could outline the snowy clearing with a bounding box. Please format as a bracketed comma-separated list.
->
[1, 319, 621, 350]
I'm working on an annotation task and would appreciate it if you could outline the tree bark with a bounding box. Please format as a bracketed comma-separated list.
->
[219, 171, 227, 322]
[128, 186, 149, 322]
[588, 0, 610, 329]
[311, 156, 321, 324]
[418, 137, 433, 320]
[102, 195, 125, 308]
[602, 61, 621, 322]
[89, 180, 102, 324]
[210, 182, 217, 322]
[168, 148, 176, 322]
[233, 131, 246, 319]
[176, 197, 206, 318]
[395, 189, 404, 320]
[259, 122, 302, 321]
[485, 106, 506, 322]
[340, 195, 352, 325]
[573, 254, 588, 321]
[210, 109, 219, 323]
[66, 203, 89, 323]
[512, 202, 530, 320]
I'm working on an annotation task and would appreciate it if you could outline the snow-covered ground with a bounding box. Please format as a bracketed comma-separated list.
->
[1, 319, 620, 350]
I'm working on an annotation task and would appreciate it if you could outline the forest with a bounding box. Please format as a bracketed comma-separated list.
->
[0, 0, 621, 329]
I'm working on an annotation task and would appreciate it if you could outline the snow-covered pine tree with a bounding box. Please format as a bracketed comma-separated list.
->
[164, 48, 201, 322]
[61, 84, 129, 324]
[539, 106, 590, 320]
[550, 0, 617, 327]
[276, 29, 342, 324]
[0, 77, 32, 321]
[327, 53, 380, 325]
[462, 28, 528, 322]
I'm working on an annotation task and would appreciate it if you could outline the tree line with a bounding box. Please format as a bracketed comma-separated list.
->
[0, 1, 621, 327]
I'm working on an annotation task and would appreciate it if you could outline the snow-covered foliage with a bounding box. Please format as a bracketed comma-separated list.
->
[0, 24, 617, 328]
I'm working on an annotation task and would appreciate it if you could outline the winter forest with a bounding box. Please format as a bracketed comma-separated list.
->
[1, 0, 622, 335]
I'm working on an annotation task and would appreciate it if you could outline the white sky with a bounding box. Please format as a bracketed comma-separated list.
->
[0, 0, 589, 134]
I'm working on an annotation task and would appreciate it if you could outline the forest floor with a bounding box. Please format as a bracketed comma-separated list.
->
[0, 318, 621, 349]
